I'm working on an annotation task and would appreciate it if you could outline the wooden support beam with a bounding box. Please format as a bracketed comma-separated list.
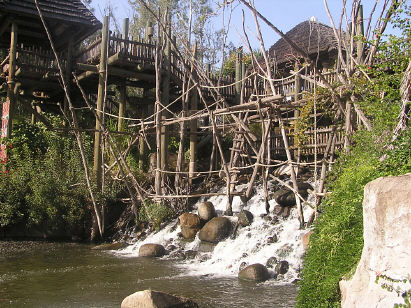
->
[161, 16, 171, 175]
[75, 63, 156, 82]
[93, 16, 109, 190]
[117, 18, 130, 132]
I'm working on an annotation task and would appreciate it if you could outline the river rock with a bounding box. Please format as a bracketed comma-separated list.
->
[121, 290, 199, 308]
[238, 263, 270, 282]
[139, 244, 166, 257]
[340, 173, 411, 308]
[179, 213, 201, 239]
[237, 210, 254, 227]
[198, 217, 232, 243]
[266, 257, 278, 269]
[239, 262, 248, 272]
[197, 201, 217, 222]
[91, 242, 128, 250]
[267, 234, 278, 243]
[273, 182, 312, 207]
[275, 260, 289, 275]
[302, 230, 313, 251]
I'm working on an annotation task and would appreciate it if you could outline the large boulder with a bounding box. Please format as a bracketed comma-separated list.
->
[121, 290, 199, 308]
[139, 244, 166, 257]
[198, 217, 232, 243]
[340, 173, 411, 308]
[238, 263, 270, 282]
[197, 201, 217, 222]
[237, 210, 254, 227]
[179, 213, 201, 239]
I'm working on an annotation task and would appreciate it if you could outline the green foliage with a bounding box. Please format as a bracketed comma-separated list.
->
[138, 200, 173, 231]
[297, 7, 411, 308]
[0, 120, 94, 235]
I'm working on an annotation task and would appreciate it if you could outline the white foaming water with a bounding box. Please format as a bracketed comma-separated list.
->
[117, 180, 314, 283]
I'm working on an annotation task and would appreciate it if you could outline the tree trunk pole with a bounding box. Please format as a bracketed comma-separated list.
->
[118, 18, 129, 132]
[189, 43, 198, 184]
[161, 15, 171, 186]
[93, 16, 109, 190]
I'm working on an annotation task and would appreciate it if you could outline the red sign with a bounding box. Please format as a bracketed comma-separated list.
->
[0, 100, 10, 160]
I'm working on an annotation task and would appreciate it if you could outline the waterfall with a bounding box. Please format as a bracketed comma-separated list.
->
[117, 180, 314, 283]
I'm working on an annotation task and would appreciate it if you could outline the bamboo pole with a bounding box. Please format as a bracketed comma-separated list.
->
[93, 16, 109, 190]
[117, 18, 129, 132]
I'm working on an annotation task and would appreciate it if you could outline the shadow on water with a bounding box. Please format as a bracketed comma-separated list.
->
[0, 241, 297, 307]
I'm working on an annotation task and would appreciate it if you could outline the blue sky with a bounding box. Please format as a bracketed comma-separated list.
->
[89, 0, 398, 50]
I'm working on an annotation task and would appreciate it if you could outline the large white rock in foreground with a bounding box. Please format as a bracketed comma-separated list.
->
[340, 173, 411, 308]
[121, 289, 198, 308]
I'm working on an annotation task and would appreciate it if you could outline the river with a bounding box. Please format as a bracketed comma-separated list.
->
[0, 240, 297, 307]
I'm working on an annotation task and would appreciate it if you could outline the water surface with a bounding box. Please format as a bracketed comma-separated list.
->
[0, 241, 297, 307]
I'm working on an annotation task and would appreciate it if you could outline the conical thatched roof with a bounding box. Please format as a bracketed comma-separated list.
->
[269, 20, 338, 66]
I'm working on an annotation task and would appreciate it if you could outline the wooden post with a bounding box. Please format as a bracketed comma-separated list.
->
[63, 36, 74, 122]
[294, 63, 301, 159]
[161, 16, 171, 177]
[356, 5, 364, 64]
[118, 18, 129, 132]
[138, 89, 148, 170]
[93, 16, 109, 189]
[189, 43, 198, 183]
[235, 48, 243, 104]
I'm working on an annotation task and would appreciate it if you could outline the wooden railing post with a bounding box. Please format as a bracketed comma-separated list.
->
[93, 16, 109, 190]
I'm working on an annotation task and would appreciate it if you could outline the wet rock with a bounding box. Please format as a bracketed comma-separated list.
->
[273, 205, 283, 216]
[184, 250, 198, 260]
[166, 244, 177, 252]
[169, 250, 186, 260]
[275, 260, 289, 275]
[91, 242, 128, 250]
[302, 230, 313, 251]
[238, 263, 270, 282]
[197, 201, 217, 222]
[198, 241, 216, 253]
[121, 289, 199, 308]
[273, 182, 313, 207]
[277, 244, 293, 258]
[281, 206, 292, 218]
[199, 217, 232, 243]
[239, 262, 248, 272]
[179, 213, 201, 240]
[139, 243, 166, 257]
[237, 210, 254, 227]
[266, 257, 278, 269]
[267, 234, 278, 244]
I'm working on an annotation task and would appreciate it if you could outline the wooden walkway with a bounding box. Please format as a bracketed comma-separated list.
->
[2, 32, 344, 156]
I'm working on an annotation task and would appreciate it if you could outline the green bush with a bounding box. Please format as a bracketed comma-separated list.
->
[138, 200, 173, 231]
[0, 120, 92, 235]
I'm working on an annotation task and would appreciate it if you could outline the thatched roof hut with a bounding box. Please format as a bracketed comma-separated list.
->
[269, 19, 338, 72]
[0, 0, 101, 49]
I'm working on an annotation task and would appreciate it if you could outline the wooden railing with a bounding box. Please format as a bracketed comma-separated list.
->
[16, 44, 66, 77]
[271, 126, 344, 156]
